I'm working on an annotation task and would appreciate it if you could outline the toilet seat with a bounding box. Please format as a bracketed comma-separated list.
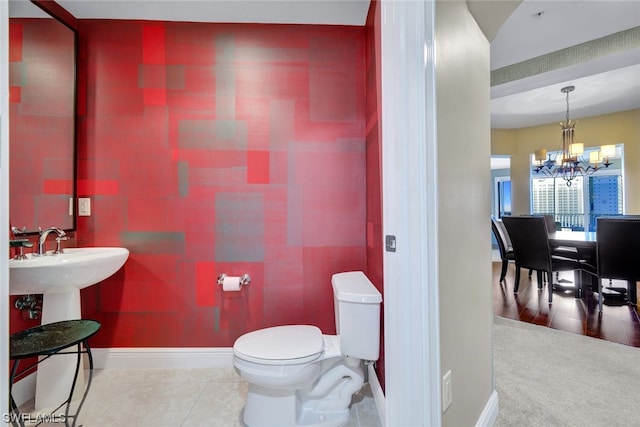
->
[233, 325, 324, 365]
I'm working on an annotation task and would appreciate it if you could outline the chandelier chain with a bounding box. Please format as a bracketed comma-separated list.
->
[565, 89, 570, 123]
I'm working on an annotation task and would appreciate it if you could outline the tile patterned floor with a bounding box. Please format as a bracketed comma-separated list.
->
[18, 368, 382, 427]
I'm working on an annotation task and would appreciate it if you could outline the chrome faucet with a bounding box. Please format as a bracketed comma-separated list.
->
[36, 227, 67, 256]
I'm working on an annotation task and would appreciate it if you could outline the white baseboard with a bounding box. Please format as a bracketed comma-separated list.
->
[475, 389, 499, 427]
[91, 347, 234, 369]
[368, 363, 386, 427]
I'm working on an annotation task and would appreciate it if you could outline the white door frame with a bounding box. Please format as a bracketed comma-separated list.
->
[0, 1, 445, 421]
[1, 0, 11, 413]
[381, 1, 441, 425]
[494, 175, 511, 218]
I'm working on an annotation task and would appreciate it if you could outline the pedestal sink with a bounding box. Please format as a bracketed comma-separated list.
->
[9, 247, 129, 295]
[9, 247, 129, 412]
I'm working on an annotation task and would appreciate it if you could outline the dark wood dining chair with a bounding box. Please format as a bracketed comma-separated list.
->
[594, 217, 640, 312]
[491, 216, 515, 283]
[502, 216, 591, 303]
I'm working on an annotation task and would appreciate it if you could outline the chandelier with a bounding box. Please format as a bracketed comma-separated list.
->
[533, 85, 615, 187]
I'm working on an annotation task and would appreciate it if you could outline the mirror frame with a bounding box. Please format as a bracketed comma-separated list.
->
[9, 0, 78, 235]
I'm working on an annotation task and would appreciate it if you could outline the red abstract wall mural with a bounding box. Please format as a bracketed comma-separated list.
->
[75, 21, 368, 348]
[365, 0, 385, 389]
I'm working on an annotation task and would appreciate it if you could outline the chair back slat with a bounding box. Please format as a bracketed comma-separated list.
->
[496, 219, 512, 249]
[491, 216, 510, 260]
[596, 218, 640, 281]
[502, 216, 552, 272]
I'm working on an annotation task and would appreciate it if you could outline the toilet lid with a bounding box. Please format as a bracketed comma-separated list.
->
[233, 325, 324, 365]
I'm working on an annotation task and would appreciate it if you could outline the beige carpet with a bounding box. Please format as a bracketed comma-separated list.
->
[493, 316, 640, 427]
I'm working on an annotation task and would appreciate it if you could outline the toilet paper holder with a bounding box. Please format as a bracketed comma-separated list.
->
[217, 273, 251, 287]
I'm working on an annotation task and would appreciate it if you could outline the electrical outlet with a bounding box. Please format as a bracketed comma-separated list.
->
[442, 370, 452, 412]
[78, 198, 91, 216]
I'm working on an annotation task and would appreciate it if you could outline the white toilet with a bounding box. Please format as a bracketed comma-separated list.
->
[232, 271, 382, 427]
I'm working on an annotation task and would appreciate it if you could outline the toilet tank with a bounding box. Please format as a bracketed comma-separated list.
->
[332, 271, 382, 361]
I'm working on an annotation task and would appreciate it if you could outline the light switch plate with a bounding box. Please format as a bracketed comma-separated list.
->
[442, 370, 452, 412]
[385, 235, 396, 252]
[78, 198, 91, 216]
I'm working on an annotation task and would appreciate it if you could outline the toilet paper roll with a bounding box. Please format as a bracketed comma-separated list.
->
[222, 276, 242, 291]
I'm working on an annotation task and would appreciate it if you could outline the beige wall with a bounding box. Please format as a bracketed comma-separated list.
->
[491, 128, 518, 156]
[492, 108, 640, 215]
[436, 2, 494, 426]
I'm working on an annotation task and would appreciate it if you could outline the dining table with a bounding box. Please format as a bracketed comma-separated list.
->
[547, 230, 597, 299]
[549, 229, 596, 250]
[549, 230, 597, 273]
[549, 229, 637, 305]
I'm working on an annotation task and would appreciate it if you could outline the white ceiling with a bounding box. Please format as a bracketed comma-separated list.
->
[56, 0, 370, 26]
[490, 0, 640, 129]
[19, 0, 640, 130]
[491, 1, 640, 69]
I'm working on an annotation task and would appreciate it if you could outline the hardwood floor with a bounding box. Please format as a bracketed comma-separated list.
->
[492, 261, 640, 347]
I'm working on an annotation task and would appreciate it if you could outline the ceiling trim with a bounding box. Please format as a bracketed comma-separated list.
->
[31, 0, 78, 30]
[56, 0, 371, 26]
[491, 25, 640, 86]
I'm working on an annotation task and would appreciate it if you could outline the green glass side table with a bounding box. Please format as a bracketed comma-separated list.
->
[9, 319, 101, 427]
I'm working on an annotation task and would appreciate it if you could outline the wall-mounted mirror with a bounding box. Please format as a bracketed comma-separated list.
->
[8, 0, 76, 234]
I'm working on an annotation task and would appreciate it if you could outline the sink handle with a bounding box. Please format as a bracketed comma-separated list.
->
[10, 239, 33, 248]
[54, 236, 69, 255]
[11, 226, 27, 235]
[10, 239, 33, 260]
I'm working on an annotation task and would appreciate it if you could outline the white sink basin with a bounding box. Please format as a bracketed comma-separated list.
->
[9, 247, 129, 295]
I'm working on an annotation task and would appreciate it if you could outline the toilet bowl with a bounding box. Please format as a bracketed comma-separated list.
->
[233, 325, 328, 389]
[232, 271, 382, 427]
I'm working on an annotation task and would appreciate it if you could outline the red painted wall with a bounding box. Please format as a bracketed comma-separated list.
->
[75, 20, 368, 348]
[365, 0, 385, 389]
